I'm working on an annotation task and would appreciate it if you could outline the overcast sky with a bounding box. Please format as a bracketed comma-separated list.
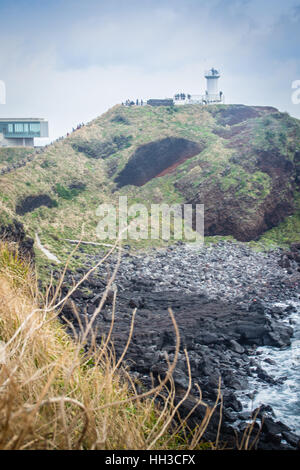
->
[0, 0, 300, 143]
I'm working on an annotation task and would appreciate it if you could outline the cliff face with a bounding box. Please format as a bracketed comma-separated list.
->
[112, 104, 299, 241]
[174, 108, 298, 241]
[0, 103, 299, 251]
[115, 137, 204, 187]
[0, 220, 34, 260]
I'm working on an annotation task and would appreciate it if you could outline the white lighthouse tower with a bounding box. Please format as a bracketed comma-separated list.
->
[173, 67, 225, 105]
[204, 68, 224, 104]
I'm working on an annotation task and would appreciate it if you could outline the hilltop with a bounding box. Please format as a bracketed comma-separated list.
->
[1, 104, 300, 449]
[0, 103, 300, 268]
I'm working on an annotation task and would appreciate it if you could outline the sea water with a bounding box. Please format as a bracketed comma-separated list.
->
[240, 302, 300, 434]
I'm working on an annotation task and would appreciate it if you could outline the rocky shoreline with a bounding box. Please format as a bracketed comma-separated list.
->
[57, 241, 300, 450]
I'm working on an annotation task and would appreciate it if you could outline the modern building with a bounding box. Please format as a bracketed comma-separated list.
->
[173, 67, 225, 105]
[0, 118, 49, 147]
[147, 98, 174, 107]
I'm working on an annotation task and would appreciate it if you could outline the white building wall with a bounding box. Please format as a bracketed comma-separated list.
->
[206, 77, 219, 95]
[0, 133, 34, 147]
[0, 132, 10, 147]
[40, 121, 49, 137]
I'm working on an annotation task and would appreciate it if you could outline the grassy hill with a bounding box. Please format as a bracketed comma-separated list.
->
[0, 103, 300, 271]
[0, 147, 34, 170]
[0, 239, 218, 450]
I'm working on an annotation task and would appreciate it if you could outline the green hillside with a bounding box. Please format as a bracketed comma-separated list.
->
[1, 103, 300, 270]
[0, 147, 34, 170]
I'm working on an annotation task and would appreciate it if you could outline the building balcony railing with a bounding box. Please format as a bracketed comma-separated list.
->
[174, 93, 225, 105]
[4, 131, 41, 138]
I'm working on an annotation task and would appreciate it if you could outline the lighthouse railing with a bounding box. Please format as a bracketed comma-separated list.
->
[204, 69, 221, 78]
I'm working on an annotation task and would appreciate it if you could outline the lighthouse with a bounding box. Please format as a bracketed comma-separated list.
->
[173, 67, 225, 106]
[204, 68, 224, 104]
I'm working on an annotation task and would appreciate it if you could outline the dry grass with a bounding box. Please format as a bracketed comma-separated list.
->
[0, 241, 222, 450]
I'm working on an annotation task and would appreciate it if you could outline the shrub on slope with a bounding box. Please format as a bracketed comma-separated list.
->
[0, 242, 217, 450]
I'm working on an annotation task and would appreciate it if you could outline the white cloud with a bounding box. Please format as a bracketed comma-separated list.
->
[0, 0, 299, 144]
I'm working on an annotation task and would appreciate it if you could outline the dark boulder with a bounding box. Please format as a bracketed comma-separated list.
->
[0, 219, 34, 261]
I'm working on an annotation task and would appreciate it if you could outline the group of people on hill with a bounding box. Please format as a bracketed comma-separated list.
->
[122, 99, 145, 106]
[37, 121, 86, 149]
[174, 93, 192, 101]
[71, 122, 85, 133]
[57, 122, 85, 140]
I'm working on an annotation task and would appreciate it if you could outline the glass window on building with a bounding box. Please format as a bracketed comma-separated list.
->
[8, 124, 13, 133]
[29, 123, 40, 133]
[23, 123, 29, 133]
[14, 123, 24, 133]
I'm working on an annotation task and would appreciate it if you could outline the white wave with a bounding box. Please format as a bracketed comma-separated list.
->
[239, 301, 300, 433]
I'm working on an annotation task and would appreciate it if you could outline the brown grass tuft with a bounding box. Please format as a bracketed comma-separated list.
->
[0, 241, 220, 450]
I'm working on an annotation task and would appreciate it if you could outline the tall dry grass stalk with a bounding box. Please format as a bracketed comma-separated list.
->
[0, 240, 222, 450]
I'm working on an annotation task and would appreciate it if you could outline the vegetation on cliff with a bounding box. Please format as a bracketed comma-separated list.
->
[0, 241, 223, 450]
[0, 104, 299, 269]
[0, 104, 298, 450]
